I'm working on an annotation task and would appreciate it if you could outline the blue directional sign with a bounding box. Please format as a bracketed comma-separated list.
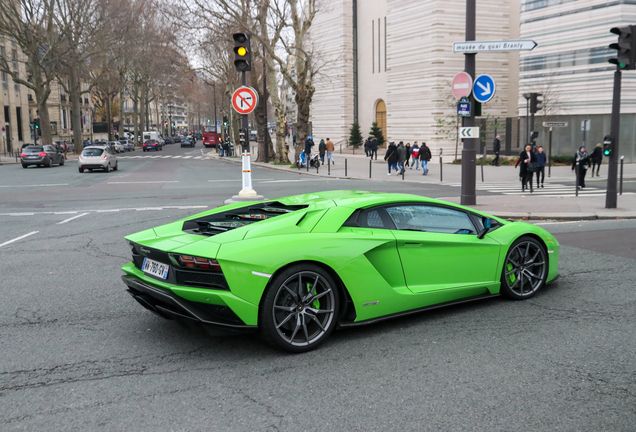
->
[473, 74, 496, 103]
[457, 97, 471, 117]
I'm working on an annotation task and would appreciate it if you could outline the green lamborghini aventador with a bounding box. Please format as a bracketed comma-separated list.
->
[122, 191, 559, 352]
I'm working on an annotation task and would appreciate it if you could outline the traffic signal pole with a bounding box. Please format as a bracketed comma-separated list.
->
[606, 66, 621, 208]
[461, 0, 477, 206]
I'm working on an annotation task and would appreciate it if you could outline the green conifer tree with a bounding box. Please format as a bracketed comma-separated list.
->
[349, 122, 363, 148]
[369, 122, 385, 147]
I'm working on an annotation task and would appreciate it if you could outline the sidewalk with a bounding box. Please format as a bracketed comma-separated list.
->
[223, 150, 636, 220]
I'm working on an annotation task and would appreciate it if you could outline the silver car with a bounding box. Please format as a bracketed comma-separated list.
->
[78, 146, 118, 173]
[110, 141, 125, 153]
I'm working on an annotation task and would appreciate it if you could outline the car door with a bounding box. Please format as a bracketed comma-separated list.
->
[385, 204, 502, 294]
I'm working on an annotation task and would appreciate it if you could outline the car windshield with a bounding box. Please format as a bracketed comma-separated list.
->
[145, 140, 156, 144]
[119, 140, 127, 143]
[82, 148, 104, 156]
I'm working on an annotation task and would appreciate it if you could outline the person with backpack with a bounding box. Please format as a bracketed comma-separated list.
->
[410, 142, 420, 170]
[590, 143, 603, 177]
[404, 143, 411, 168]
[418, 142, 432, 175]
[384, 142, 398, 175]
[369, 137, 378, 160]
[397, 141, 407, 174]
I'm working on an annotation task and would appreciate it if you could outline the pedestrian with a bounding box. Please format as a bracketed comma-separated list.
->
[364, 138, 370, 157]
[419, 142, 432, 175]
[517, 144, 536, 192]
[404, 143, 411, 168]
[318, 139, 326, 163]
[535, 146, 546, 188]
[410, 142, 420, 170]
[326, 137, 335, 164]
[491, 135, 501, 166]
[369, 137, 378, 160]
[384, 141, 398, 175]
[62, 141, 68, 160]
[590, 143, 603, 177]
[304, 135, 314, 160]
[397, 141, 407, 174]
[572, 145, 590, 189]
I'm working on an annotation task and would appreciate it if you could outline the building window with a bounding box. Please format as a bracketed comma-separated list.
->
[0, 46, 5, 58]
[1, 71, 7, 90]
[62, 109, 67, 129]
[14, 83, 19, 92]
[378, 18, 381, 72]
[375, 99, 386, 146]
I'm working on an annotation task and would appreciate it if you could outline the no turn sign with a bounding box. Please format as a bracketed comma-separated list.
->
[232, 86, 259, 115]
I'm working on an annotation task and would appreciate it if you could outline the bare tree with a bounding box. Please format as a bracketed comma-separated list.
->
[0, 0, 75, 144]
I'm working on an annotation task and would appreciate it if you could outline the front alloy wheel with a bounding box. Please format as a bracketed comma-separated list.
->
[500, 236, 547, 299]
[260, 265, 339, 353]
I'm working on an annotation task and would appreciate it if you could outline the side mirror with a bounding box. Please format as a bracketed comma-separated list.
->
[478, 217, 492, 239]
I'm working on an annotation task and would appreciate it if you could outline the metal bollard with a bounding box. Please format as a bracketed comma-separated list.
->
[306, 158, 309, 172]
[439, 150, 443, 182]
[369, 159, 372, 178]
[345, 159, 348, 177]
[480, 153, 485, 182]
[620, 155, 624, 195]
[317, 161, 319, 174]
[575, 163, 579, 197]
[402, 165, 405, 180]
[328, 160, 330, 175]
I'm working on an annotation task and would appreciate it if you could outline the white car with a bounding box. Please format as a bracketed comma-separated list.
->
[78, 146, 118, 173]
[110, 141, 125, 153]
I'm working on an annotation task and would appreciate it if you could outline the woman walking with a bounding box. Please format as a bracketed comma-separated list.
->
[572, 145, 590, 189]
[385, 142, 399, 175]
[404, 143, 411, 168]
[517, 144, 536, 192]
[590, 143, 603, 177]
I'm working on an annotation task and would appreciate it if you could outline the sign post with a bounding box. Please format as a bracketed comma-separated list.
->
[459, 0, 477, 206]
[231, 85, 261, 200]
[542, 122, 568, 177]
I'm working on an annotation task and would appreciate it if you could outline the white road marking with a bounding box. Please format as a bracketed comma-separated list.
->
[259, 179, 313, 183]
[57, 212, 89, 224]
[0, 183, 68, 188]
[107, 181, 179, 184]
[194, 156, 202, 159]
[0, 231, 39, 248]
[182, 156, 192, 159]
[0, 205, 208, 217]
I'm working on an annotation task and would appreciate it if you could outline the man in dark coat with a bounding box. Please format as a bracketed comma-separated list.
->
[369, 138, 378, 160]
[364, 138, 370, 157]
[396, 141, 407, 174]
[491, 135, 501, 166]
[304, 136, 314, 158]
[419, 142, 432, 175]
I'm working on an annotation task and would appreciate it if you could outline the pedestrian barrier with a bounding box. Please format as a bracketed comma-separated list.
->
[345, 159, 348, 177]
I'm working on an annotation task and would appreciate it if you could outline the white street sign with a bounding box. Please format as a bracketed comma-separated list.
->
[581, 119, 591, 131]
[453, 40, 538, 54]
[460, 127, 480, 138]
[543, 122, 568, 128]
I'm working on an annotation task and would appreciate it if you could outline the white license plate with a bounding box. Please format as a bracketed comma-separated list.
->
[142, 257, 169, 279]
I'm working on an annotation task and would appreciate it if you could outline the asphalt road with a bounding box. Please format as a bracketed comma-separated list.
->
[1, 143, 635, 431]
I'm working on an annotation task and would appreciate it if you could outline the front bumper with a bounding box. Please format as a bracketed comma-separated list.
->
[122, 274, 257, 331]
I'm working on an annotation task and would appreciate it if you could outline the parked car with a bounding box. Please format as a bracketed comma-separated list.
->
[164, 136, 174, 145]
[83, 140, 93, 148]
[143, 140, 162, 151]
[173, 136, 182, 143]
[20, 145, 65, 168]
[110, 141, 125, 153]
[181, 138, 194, 148]
[78, 146, 118, 173]
[120, 139, 134, 151]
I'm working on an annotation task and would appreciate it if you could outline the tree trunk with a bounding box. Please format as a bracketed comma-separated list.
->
[106, 95, 113, 141]
[133, 84, 139, 147]
[35, 85, 52, 145]
[69, 71, 83, 152]
[139, 82, 146, 136]
[119, 73, 125, 135]
[294, 83, 311, 160]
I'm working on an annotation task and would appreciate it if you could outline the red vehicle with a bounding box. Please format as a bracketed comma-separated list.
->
[202, 126, 220, 148]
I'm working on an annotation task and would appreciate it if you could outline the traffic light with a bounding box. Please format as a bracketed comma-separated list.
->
[233, 32, 251, 72]
[223, 115, 228, 127]
[530, 131, 539, 140]
[609, 25, 636, 70]
[530, 93, 543, 114]
[34, 118, 41, 136]
[207, 119, 210, 123]
[239, 129, 246, 146]
[603, 135, 614, 156]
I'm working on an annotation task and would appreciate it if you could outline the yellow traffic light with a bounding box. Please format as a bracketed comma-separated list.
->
[237, 47, 247, 56]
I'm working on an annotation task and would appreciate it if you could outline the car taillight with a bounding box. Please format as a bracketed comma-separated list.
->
[103, 154, 108, 159]
[173, 254, 221, 271]
[38, 152, 47, 156]
[143, 143, 147, 146]
[20, 153, 26, 157]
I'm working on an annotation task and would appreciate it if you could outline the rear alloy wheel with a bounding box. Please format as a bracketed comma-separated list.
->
[500, 236, 548, 300]
[260, 265, 339, 353]
[113, 162, 118, 171]
[47, 159, 53, 168]
[79, 167, 84, 173]
[104, 163, 110, 173]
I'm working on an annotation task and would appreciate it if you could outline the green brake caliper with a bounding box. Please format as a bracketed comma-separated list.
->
[307, 282, 320, 309]
[506, 263, 516, 285]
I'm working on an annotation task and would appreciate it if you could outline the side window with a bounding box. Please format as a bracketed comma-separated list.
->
[386, 205, 477, 234]
[362, 209, 385, 228]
